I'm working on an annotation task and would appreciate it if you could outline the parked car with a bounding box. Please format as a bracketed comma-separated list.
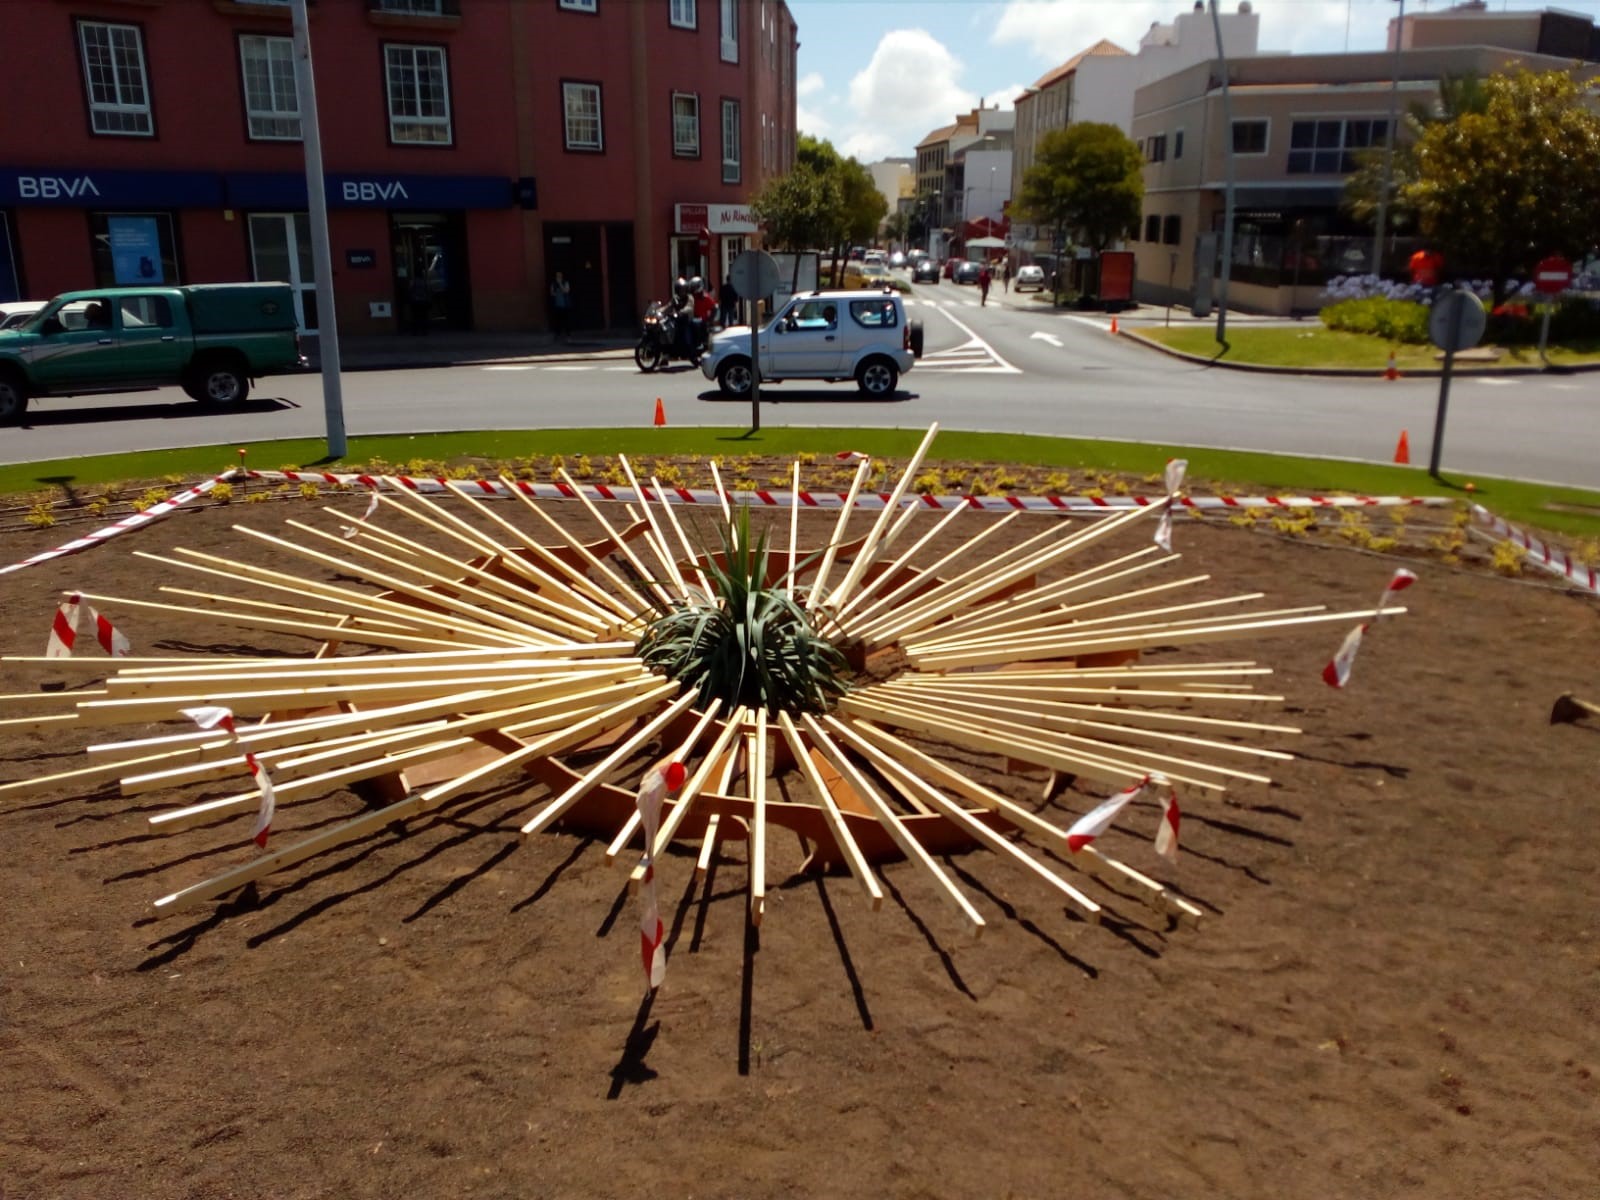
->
[0, 301, 45, 331]
[912, 258, 940, 284]
[1014, 264, 1046, 291]
[952, 261, 982, 285]
[864, 250, 886, 266]
[700, 289, 922, 399]
[0, 283, 305, 422]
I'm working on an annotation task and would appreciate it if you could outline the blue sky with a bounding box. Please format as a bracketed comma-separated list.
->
[790, 0, 1600, 161]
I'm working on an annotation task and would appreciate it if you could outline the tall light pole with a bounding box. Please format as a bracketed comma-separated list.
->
[1372, 0, 1406, 279]
[290, 0, 346, 458]
[1210, 0, 1237, 344]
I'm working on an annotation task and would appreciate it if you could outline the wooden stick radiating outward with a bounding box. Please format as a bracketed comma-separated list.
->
[748, 709, 769, 925]
[626, 707, 749, 885]
[824, 424, 939, 612]
[603, 701, 726, 862]
[618, 456, 690, 600]
[804, 456, 873, 613]
[775, 713, 883, 909]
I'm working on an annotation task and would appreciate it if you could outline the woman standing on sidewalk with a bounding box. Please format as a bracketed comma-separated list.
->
[548, 272, 572, 342]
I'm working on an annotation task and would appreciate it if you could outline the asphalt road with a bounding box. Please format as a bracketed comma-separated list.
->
[5, 281, 1597, 488]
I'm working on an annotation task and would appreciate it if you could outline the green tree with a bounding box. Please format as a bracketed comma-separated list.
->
[751, 160, 840, 291]
[1342, 72, 1489, 250]
[1014, 122, 1143, 303]
[1402, 69, 1600, 302]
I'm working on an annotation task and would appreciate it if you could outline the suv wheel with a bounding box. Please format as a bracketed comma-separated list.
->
[0, 371, 27, 423]
[856, 357, 898, 398]
[716, 358, 753, 399]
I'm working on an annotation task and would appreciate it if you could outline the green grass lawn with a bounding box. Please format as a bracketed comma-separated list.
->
[5, 428, 1598, 539]
[1133, 325, 1600, 371]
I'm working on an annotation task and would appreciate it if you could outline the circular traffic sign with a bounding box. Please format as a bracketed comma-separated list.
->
[1428, 288, 1487, 353]
[1534, 255, 1573, 295]
[729, 249, 779, 300]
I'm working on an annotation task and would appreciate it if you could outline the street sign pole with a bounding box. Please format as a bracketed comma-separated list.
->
[1430, 341, 1456, 480]
[730, 249, 780, 434]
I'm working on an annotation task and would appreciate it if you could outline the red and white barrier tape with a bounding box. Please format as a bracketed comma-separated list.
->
[1, 471, 235, 577]
[181, 706, 276, 848]
[239, 468, 1452, 516]
[1066, 772, 1179, 860]
[44, 592, 131, 658]
[1322, 568, 1416, 689]
[1469, 504, 1600, 596]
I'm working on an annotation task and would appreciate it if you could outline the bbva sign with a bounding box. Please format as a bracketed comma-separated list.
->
[341, 180, 410, 203]
[17, 175, 101, 200]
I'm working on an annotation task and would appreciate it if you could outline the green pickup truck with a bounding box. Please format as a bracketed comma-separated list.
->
[0, 283, 306, 422]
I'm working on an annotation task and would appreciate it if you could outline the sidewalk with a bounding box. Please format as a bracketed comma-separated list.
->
[302, 330, 636, 372]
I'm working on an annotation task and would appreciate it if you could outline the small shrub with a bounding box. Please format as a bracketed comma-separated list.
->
[245, 491, 270, 504]
[1112, 479, 1130, 496]
[1228, 513, 1257, 528]
[796, 451, 817, 466]
[86, 495, 112, 518]
[1367, 536, 1399, 553]
[299, 482, 320, 499]
[967, 477, 992, 496]
[574, 454, 594, 479]
[1320, 297, 1430, 344]
[942, 468, 969, 490]
[25, 500, 55, 528]
[210, 482, 234, 505]
[913, 471, 941, 493]
[1490, 541, 1524, 575]
[1044, 472, 1071, 493]
[1338, 525, 1373, 547]
[1388, 506, 1410, 526]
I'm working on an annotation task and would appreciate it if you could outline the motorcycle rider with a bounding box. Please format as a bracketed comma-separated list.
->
[670, 276, 694, 357]
[689, 276, 715, 347]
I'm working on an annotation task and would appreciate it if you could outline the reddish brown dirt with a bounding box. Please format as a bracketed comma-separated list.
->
[1, 497, 1597, 1200]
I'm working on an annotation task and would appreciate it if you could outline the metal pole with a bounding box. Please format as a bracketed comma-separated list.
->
[1373, 0, 1405, 280]
[290, 0, 346, 459]
[1429, 287, 1461, 479]
[1210, 0, 1236, 344]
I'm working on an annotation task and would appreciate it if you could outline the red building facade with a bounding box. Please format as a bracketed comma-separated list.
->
[0, 0, 797, 334]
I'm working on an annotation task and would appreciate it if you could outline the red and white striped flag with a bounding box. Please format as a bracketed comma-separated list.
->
[1067, 775, 1152, 853]
[91, 606, 130, 657]
[635, 760, 686, 990]
[1154, 787, 1181, 863]
[834, 450, 869, 462]
[1322, 568, 1417, 688]
[45, 594, 82, 657]
[1153, 458, 1189, 553]
[341, 488, 382, 539]
[180, 705, 277, 848]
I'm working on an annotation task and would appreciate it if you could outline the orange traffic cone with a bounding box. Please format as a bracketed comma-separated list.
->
[1109, 315, 1120, 335]
[1393, 429, 1410, 465]
[1384, 351, 1400, 381]
[653, 397, 666, 427]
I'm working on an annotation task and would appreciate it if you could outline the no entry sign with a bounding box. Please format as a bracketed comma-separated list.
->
[1534, 255, 1573, 295]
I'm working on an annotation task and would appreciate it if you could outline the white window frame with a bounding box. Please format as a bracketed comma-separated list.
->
[671, 91, 700, 158]
[721, 98, 741, 184]
[78, 20, 154, 137]
[563, 81, 604, 152]
[559, 0, 598, 10]
[239, 34, 302, 142]
[1231, 118, 1270, 157]
[384, 43, 453, 145]
[375, 0, 447, 12]
[720, 0, 738, 62]
[669, 0, 696, 29]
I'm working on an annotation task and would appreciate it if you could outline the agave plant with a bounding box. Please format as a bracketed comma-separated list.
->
[634, 507, 850, 715]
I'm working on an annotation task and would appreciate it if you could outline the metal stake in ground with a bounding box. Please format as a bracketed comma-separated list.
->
[1426, 286, 1486, 479]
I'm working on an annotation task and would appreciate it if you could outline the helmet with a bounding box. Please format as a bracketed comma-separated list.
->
[672, 276, 688, 299]
[688, 276, 705, 295]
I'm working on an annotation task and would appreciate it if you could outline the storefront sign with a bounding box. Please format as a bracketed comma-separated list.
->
[0, 166, 222, 208]
[346, 249, 377, 269]
[108, 216, 165, 285]
[675, 203, 758, 235]
[674, 204, 709, 234]
[223, 172, 513, 210]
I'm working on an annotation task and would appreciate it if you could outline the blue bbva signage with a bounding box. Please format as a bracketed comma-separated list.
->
[0, 167, 511, 211]
[0, 167, 222, 207]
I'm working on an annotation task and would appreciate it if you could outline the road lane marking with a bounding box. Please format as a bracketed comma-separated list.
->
[482, 364, 534, 371]
[1030, 331, 1063, 348]
[925, 307, 1020, 374]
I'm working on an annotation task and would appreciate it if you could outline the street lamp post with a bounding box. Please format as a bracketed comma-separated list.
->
[1372, 0, 1406, 278]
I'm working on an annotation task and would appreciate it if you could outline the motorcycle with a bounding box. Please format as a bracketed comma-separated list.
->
[635, 300, 707, 372]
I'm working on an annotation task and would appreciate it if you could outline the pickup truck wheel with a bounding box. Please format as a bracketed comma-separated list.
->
[716, 358, 753, 399]
[0, 372, 27, 423]
[195, 360, 251, 407]
[856, 357, 898, 398]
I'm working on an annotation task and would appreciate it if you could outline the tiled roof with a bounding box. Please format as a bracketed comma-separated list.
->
[1028, 39, 1131, 91]
[915, 122, 960, 148]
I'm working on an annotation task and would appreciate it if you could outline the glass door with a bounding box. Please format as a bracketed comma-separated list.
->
[247, 212, 317, 333]
[0, 212, 22, 303]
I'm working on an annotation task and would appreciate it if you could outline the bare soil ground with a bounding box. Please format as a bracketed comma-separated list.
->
[1, 491, 1597, 1200]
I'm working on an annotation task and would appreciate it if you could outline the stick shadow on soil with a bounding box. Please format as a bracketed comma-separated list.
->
[811, 871, 873, 1030]
[881, 876, 974, 1000]
[946, 859, 1101, 978]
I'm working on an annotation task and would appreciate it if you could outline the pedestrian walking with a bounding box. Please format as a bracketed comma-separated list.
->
[1001, 258, 1010, 294]
[718, 275, 738, 328]
[548, 271, 572, 341]
[978, 263, 992, 306]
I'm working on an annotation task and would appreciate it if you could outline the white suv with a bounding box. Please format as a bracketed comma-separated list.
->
[701, 289, 922, 399]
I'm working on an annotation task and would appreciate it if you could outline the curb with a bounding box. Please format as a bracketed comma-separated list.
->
[304, 344, 637, 374]
[1119, 329, 1600, 379]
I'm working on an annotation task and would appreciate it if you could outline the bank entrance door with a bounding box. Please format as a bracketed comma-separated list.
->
[391, 212, 471, 331]
[247, 213, 317, 333]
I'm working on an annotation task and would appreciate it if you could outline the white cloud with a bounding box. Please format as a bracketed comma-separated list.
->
[796, 102, 830, 138]
[986, 82, 1028, 110]
[837, 28, 977, 160]
[797, 71, 825, 98]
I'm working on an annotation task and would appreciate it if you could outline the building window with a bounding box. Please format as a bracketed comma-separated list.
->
[1162, 215, 1181, 246]
[89, 212, 180, 287]
[559, 0, 597, 10]
[721, 98, 740, 183]
[1146, 134, 1167, 164]
[672, 92, 700, 157]
[1288, 118, 1388, 175]
[239, 35, 301, 141]
[670, 0, 696, 28]
[1144, 214, 1161, 242]
[78, 21, 154, 136]
[1231, 119, 1269, 156]
[384, 44, 452, 144]
[1174, 128, 1184, 160]
[563, 81, 603, 151]
[373, 0, 451, 13]
[720, 0, 738, 62]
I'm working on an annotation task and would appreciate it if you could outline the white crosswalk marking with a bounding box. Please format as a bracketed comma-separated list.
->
[482, 364, 534, 371]
[916, 335, 1016, 373]
[545, 365, 595, 371]
[1475, 378, 1517, 387]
